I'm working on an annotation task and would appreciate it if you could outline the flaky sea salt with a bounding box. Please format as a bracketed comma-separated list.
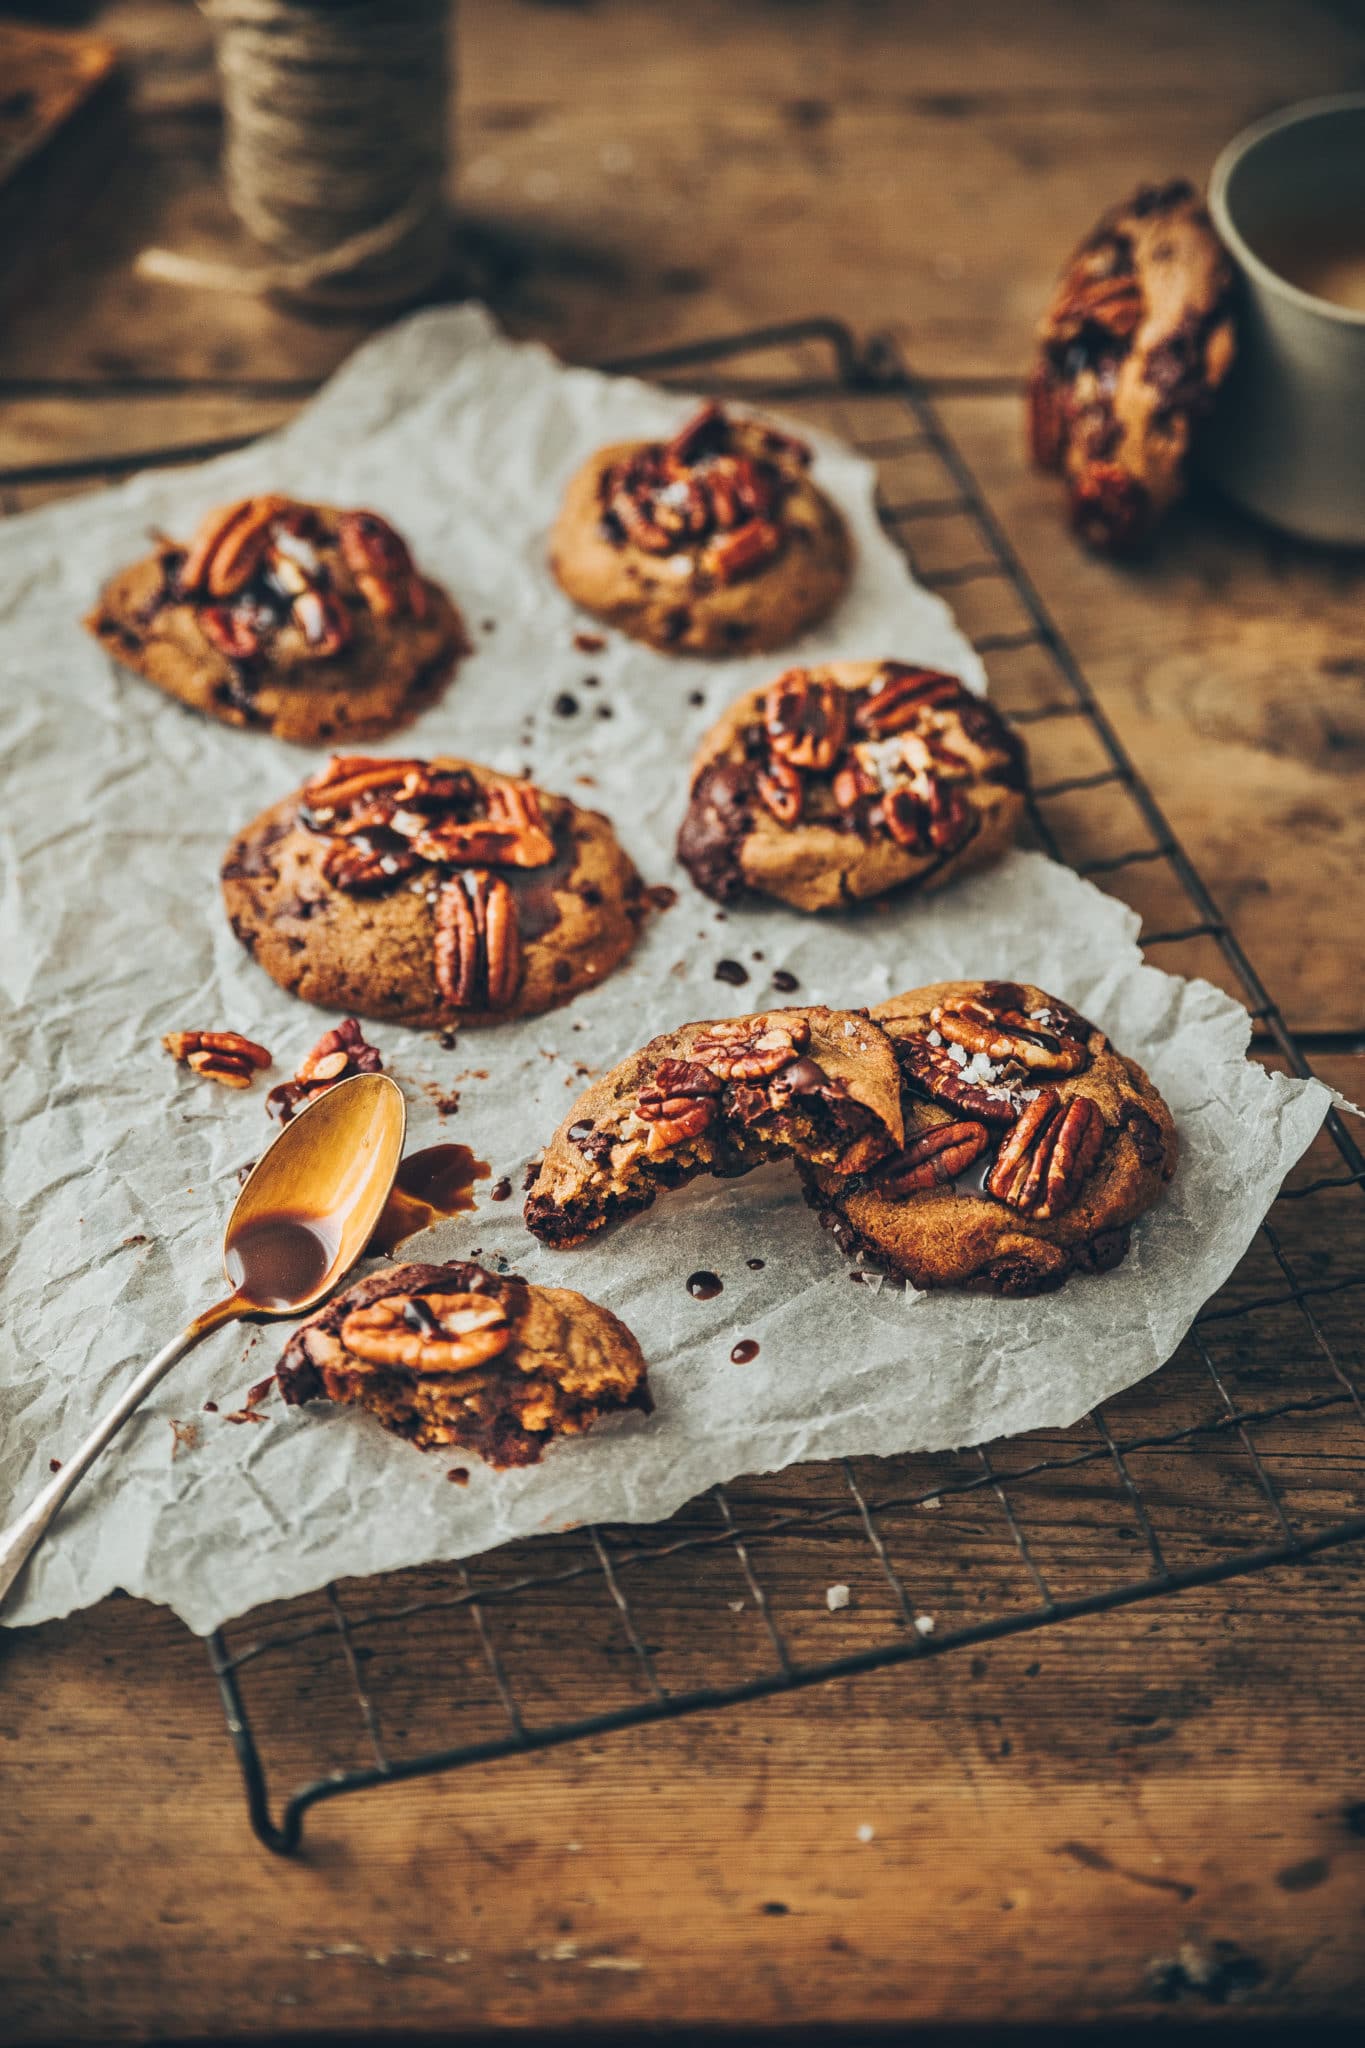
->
[914, 1614, 935, 1636]
[826, 1583, 851, 1612]
[857, 1823, 875, 1843]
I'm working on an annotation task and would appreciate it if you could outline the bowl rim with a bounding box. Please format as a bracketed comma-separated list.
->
[1209, 92, 1365, 330]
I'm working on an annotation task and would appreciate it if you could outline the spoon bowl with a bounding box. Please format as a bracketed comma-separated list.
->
[0, 1069, 407, 1612]
[225, 1072, 407, 1314]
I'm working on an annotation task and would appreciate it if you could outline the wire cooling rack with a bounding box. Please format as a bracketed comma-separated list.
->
[190, 319, 1365, 1854]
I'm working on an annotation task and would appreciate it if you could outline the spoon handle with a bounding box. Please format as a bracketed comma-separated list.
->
[0, 1295, 243, 1613]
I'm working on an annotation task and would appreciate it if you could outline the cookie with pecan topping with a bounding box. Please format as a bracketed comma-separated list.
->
[802, 979, 1177, 1294]
[86, 497, 467, 742]
[222, 755, 647, 1026]
[524, 1006, 903, 1248]
[549, 402, 851, 656]
[678, 660, 1026, 910]
[1027, 180, 1236, 553]
[277, 1261, 650, 1467]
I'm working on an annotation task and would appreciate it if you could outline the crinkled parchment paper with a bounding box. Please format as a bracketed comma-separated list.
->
[0, 307, 1331, 1633]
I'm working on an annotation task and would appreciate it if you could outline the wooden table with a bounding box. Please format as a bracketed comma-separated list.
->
[3, 3, 1363, 2038]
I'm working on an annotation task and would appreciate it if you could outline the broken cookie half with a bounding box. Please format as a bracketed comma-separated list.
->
[524, 1005, 903, 1248]
[277, 1260, 651, 1468]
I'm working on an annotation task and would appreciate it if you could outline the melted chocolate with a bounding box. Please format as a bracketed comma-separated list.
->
[715, 959, 750, 986]
[730, 1339, 760, 1364]
[772, 969, 799, 993]
[369, 1143, 492, 1254]
[686, 1270, 723, 1301]
[227, 1213, 339, 1310]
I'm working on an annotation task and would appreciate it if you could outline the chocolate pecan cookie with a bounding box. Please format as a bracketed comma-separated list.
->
[524, 1006, 902, 1248]
[803, 980, 1177, 1295]
[678, 660, 1026, 910]
[1027, 181, 1236, 553]
[87, 496, 466, 742]
[277, 1260, 651, 1467]
[549, 402, 851, 656]
[222, 755, 648, 1027]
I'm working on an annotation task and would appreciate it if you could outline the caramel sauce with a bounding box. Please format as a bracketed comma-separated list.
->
[368, 1142, 492, 1254]
[227, 1212, 340, 1310]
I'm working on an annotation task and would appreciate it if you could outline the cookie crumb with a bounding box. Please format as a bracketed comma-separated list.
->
[826, 1583, 851, 1612]
[914, 1613, 935, 1636]
[856, 1823, 875, 1844]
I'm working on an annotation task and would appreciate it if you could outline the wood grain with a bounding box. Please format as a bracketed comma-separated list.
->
[1, 2, 1363, 2037]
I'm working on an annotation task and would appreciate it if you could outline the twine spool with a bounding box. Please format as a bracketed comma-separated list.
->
[138, 0, 454, 311]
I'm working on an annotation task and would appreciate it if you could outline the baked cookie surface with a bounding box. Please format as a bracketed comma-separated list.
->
[86, 495, 466, 742]
[222, 754, 648, 1027]
[678, 660, 1026, 911]
[1027, 180, 1236, 553]
[277, 1260, 651, 1467]
[524, 1005, 903, 1248]
[549, 402, 851, 656]
[803, 979, 1177, 1295]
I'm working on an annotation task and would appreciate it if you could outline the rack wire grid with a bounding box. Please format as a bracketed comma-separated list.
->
[184, 318, 1364, 1854]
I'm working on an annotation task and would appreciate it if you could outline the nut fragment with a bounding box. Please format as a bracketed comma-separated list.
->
[199, 605, 262, 661]
[872, 1120, 989, 1196]
[636, 1058, 723, 1155]
[164, 1028, 272, 1089]
[434, 871, 522, 1010]
[897, 1037, 1026, 1125]
[985, 1090, 1105, 1218]
[756, 756, 804, 826]
[322, 837, 418, 893]
[341, 1290, 512, 1375]
[764, 672, 848, 771]
[266, 1018, 382, 1121]
[691, 1013, 811, 1081]
[292, 586, 351, 658]
[409, 780, 555, 868]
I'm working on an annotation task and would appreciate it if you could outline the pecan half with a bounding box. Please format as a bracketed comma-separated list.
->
[292, 586, 351, 658]
[691, 1013, 811, 1081]
[409, 781, 555, 868]
[163, 1029, 272, 1088]
[434, 871, 522, 1010]
[985, 1090, 1105, 1219]
[932, 995, 1089, 1074]
[267, 1017, 382, 1121]
[871, 1119, 989, 1196]
[341, 1291, 512, 1375]
[702, 519, 782, 584]
[853, 664, 966, 736]
[756, 756, 804, 826]
[666, 401, 731, 466]
[180, 495, 292, 598]
[302, 756, 428, 820]
[337, 510, 426, 620]
[1052, 268, 1144, 343]
[764, 672, 848, 771]
[880, 777, 973, 855]
[897, 1037, 1027, 1124]
[634, 1083, 717, 1155]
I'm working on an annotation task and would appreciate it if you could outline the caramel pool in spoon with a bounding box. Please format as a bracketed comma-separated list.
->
[0, 1072, 406, 1612]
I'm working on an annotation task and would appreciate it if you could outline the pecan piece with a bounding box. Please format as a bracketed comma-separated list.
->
[691, 1013, 811, 1081]
[880, 777, 973, 855]
[163, 1029, 272, 1088]
[199, 605, 262, 661]
[267, 1018, 382, 1121]
[419, 780, 555, 868]
[702, 519, 782, 584]
[341, 1291, 512, 1375]
[634, 1081, 717, 1155]
[897, 1037, 1025, 1125]
[932, 996, 1088, 1074]
[322, 837, 417, 893]
[1052, 268, 1144, 343]
[756, 756, 804, 826]
[854, 664, 965, 736]
[181, 495, 292, 598]
[871, 1120, 989, 1196]
[301, 756, 428, 820]
[985, 1090, 1105, 1219]
[292, 586, 351, 658]
[434, 872, 522, 1010]
[337, 510, 425, 620]
[764, 671, 848, 771]
[666, 400, 731, 466]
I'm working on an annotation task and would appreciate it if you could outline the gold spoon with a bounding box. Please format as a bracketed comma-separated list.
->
[0, 1071, 406, 1612]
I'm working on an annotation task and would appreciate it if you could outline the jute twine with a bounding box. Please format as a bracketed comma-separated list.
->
[138, 0, 454, 310]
